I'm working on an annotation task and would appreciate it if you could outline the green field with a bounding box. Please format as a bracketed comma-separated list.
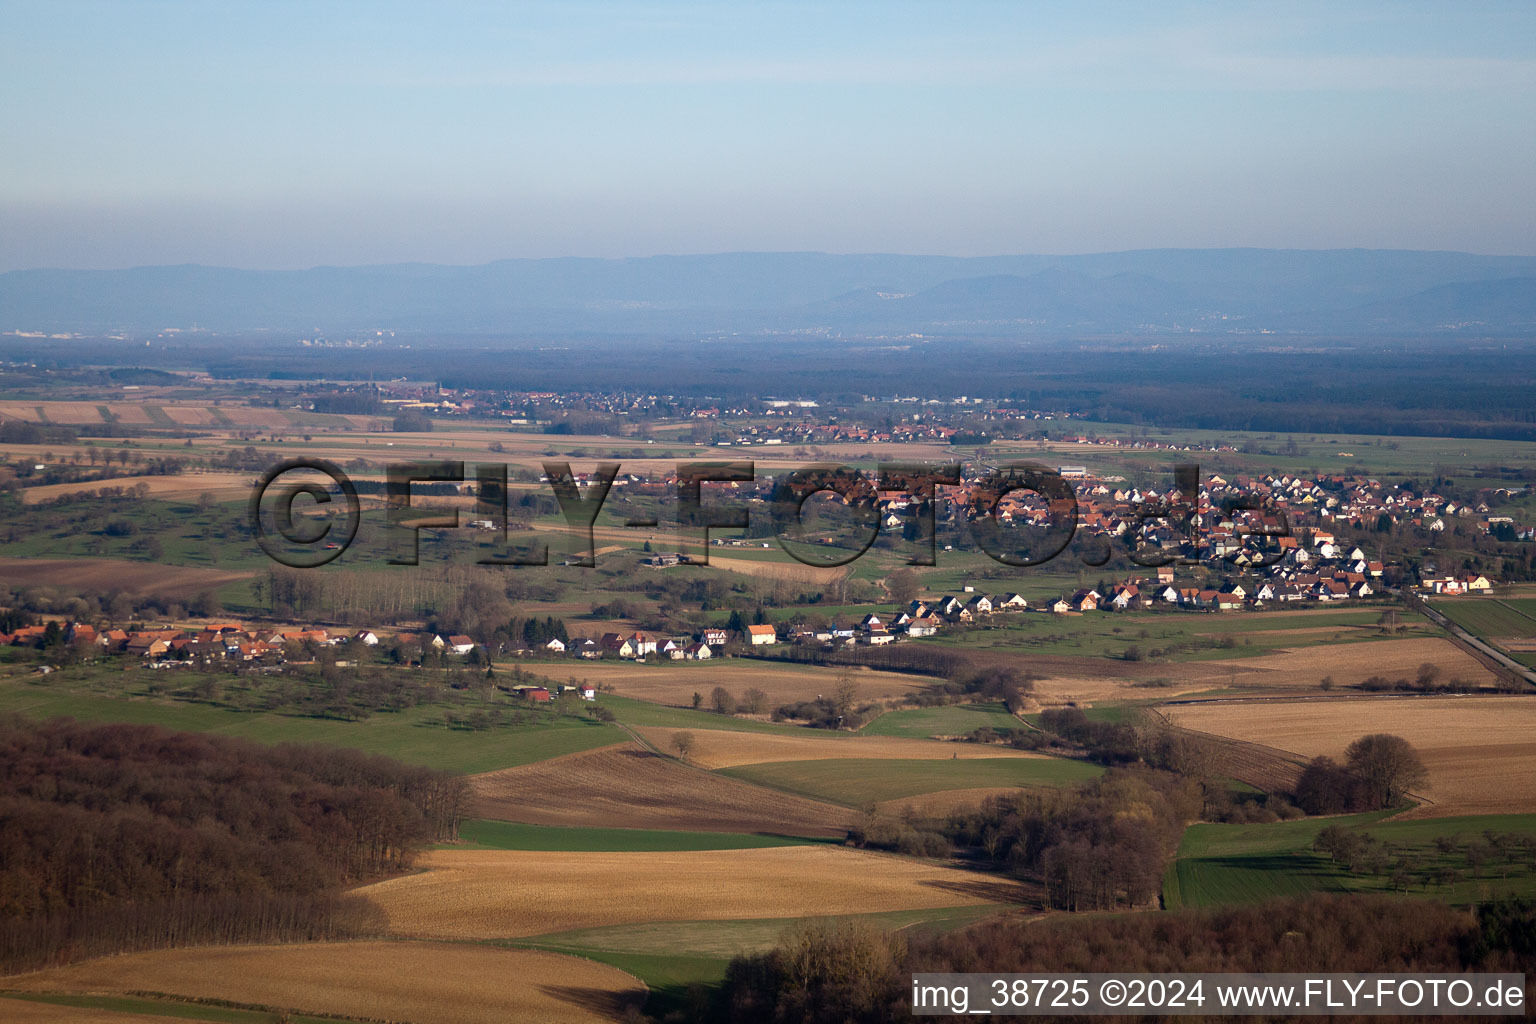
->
[601, 693, 817, 734]
[860, 702, 1023, 738]
[453, 819, 822, 852]
[522, 904, 1004, 962]
[0, 993, 366, 1024]
[1166, 812, 1536, 910]
[923, 607, 1420, 663]
[1433, 599, 1536, 640]
[718, 755, 1103, 805]
[0, 680, 623, 774]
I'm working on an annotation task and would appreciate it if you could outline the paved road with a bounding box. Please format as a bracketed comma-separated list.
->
[1400, 591, 1536, 689]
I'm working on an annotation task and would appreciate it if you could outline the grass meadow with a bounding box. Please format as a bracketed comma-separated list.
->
[1166, 811, 1536, 910]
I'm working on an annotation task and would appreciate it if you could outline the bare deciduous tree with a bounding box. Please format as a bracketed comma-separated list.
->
[671, 730, 696, 760]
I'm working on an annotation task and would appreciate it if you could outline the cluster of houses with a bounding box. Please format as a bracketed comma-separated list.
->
[0, 621, 485, 666]
[559, 630, 721, 661]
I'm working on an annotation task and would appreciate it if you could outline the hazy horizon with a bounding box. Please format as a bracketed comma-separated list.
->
[6, 243, 1536, 277]
[3, 2, 1533, 271]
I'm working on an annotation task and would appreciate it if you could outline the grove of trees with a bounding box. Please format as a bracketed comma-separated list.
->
[0, 717, 466, 973]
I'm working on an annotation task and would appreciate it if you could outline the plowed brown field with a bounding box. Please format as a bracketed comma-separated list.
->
[358, 847, 1031, 939]
[6, 941, 643, 1024]
[470, 742, 850, 834]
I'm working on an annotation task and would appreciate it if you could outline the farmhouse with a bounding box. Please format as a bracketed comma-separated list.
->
[599, 633, 636, 658]
[905, 615, 941, 637]
[746, 624, 778, 646]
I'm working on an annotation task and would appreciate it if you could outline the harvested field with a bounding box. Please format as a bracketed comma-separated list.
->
[359, 846, 1031, 939]
[21, 472, 257, 504]
[634, 726, 1048, 769]
[470, 741, 850, 835]
[1166, 695, 1536, 816]
[0, 558, 252, 597]
[7, 941, 642, 1024]
[569, 660, 929, 706]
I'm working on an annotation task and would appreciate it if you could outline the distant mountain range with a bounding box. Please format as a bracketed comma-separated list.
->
[1, 249, 1532, 336]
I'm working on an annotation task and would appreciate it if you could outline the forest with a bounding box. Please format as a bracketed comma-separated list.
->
[0, 717, 466, 973]
[712, 894, 1536, 1023]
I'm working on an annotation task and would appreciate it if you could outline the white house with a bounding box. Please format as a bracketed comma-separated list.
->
[746, 624, 778, 646]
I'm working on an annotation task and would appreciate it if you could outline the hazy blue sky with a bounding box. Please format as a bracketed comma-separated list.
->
[2, 1, 1533, 269]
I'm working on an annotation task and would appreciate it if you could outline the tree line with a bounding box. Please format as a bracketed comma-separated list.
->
[708, 894, 1536, 1023]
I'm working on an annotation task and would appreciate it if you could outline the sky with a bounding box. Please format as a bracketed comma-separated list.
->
[1, 1, 1533, 270]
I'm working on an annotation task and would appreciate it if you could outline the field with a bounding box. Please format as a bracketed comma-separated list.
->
[357, 846, 1031, 940]
[861, 703, 1025, 738]
[0, 680, 625, 775]
[0, 400, 369, 431]
[5, 941, 644, 1024]
[872, 786, 1039, 818]
[0, 998, 232, 1024]
[703, 555, 852, 586]
[718, 755, 1104, 805]
[1195, 636, 1498, 690]
[454, 819, 824, 851]
[633, 725, 1046, 769]
[560, 659, 931, 707]
[469, 742, 851, 834]
[520, 904, 1007, 964]
[897, 634, 1492, 710]
[1015, 635, 1497, 706]
[0, 558, 253, 598]
[1167, 695, 1536, 816]
[927, 607, 1417, 664]
[19, 472, 259, 504]
[1165, 812, 1536, 910]
[1433, 599, 1536, 640]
